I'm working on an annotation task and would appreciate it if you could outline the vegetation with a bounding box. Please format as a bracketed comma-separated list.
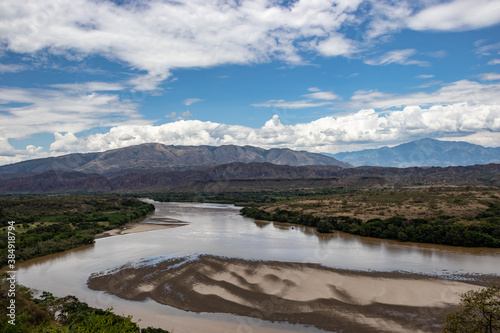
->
[136, 187, 356, 206]
[0, 274, 169, 332]
[240, 187, 500, 247]
[0, 195, 154, 266]
[443, 285, 500, 333]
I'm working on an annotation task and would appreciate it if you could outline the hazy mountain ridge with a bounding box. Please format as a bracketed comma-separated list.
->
[330, 138, 500, 167]
[0, 143, 351, 179]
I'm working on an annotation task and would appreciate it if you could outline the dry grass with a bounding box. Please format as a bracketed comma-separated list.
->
[263, 186, 500, 221]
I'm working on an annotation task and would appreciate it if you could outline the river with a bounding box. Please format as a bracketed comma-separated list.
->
[15, 200, 500, 332]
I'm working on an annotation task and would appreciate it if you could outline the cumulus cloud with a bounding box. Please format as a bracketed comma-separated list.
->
[48, 103, 500, 155]
[408, 0, 500, 31]
[0, 139, 48, 165]
[439, 131, 500, 148]
[488, 59, 500, 65]
[313, 34, 357, 57]
[365, 49, 429, 67]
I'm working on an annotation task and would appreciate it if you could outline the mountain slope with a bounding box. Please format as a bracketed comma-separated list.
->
[0, 143, 351, 179]
[1, 162, 498, 194]
[331, 138, 500, 167]
[76, 143, 352, 175]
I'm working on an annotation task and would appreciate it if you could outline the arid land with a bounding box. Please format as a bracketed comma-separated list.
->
[260, 186, 500, 221]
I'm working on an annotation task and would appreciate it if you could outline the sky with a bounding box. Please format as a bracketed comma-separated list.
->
[1, 0, 500, 165]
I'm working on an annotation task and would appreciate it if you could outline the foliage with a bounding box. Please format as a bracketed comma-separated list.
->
[240, 203, 500, 247]
[0, 274, 170, 332]
[0, 195, 154, 266]
[443, 285, 500, 333]
[137, 187, 355, 206]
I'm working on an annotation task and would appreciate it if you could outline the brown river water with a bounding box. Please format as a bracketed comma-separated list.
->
[14, 200, 500, 332]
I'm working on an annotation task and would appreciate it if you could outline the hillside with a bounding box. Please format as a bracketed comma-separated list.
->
[1, 162, 498, 194]
[0, 143, 351, 179]
[331, 138, 500, 167]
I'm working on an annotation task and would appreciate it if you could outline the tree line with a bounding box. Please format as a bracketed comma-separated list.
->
[0, 274, 169, 332]
[0, 195, 155, 266]
[240, 202, 500, 247]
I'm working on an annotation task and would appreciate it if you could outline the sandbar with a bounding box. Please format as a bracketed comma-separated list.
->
[87, 254, 498, 332]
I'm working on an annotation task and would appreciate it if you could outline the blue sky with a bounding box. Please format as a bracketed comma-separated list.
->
[1, 0, 500, 165]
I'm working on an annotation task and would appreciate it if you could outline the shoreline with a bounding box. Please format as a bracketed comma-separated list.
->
[87, 254, 499, 333]
[95, 218, 188, 238]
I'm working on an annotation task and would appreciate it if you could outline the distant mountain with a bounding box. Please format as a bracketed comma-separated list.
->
[329, 138, 500, 167]
[1, 162, 498, 194]
[0, 143, 351, 179]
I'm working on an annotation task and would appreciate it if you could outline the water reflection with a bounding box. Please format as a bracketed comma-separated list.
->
[11, 200, 500, 332]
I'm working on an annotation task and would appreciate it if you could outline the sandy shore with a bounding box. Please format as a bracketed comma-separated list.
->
[96, 218, 188, 238]
[87, 254, 497, 332]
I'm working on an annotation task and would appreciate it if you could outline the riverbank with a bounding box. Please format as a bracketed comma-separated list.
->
[95, 218, 188, 238]
[87, 254, 498, 333]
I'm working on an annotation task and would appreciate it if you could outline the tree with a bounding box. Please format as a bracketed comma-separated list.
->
[443, 285, 500, 333]
[316, 220, 334, 233]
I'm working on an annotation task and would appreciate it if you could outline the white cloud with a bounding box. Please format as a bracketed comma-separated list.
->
[346, 80, 500, 110]
[302, 91, 340, 101]
[365, 49, 429, 67]
[0, 0, 365, 90]
[488, 59, 500, 65]
[408, 0, 500, 31]
[427, 50, 447, 58]
[254, 88, 340, 109]
[183, 98, 204, 106]
[49, 82, 125, 92]
[365, 1, 412, 38]
[415, 80, 443, 89]
[475, 41, 500, 56]
[47, 103, 500, 155]
[0, 63, 26, 73]
[439, 131, 500, 148]
[0, 139, 48, 165]
[182, 111, 193, 117]
[416, 74, 435, 79]
[0, 84, 149, 140]
[252, 99, 333, 109]
[313, 34, 357, 57]
[478, 72, 500, 81]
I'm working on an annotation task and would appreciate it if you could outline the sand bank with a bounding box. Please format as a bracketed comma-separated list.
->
[87, 254, 496, 332]
[96, 218, 188, 238]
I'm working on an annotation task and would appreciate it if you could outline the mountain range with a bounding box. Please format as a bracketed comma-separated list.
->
[330, 138, 500, 167]
[0, 143, 351, 179]
[0, 141, 498, 194]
